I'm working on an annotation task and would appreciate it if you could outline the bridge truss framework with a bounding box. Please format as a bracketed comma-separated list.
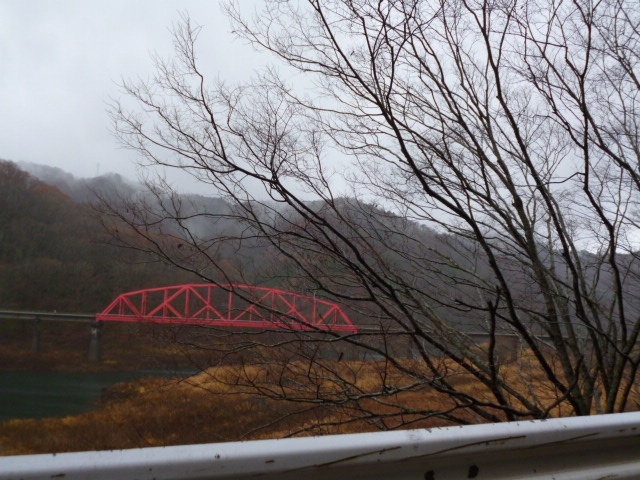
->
[96, 284, 359, 333]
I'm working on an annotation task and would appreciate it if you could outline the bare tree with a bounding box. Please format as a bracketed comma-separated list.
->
[106, 0, 640, 431]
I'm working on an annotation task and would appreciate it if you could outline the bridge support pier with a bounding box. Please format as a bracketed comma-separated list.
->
[31, 317, 41, 353]
[88, 321, 103, 362]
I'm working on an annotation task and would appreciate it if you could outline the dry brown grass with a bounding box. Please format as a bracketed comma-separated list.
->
[1, 353, 638, 456]
[0, 361, 455, 456]
[0, 376, 311, 456]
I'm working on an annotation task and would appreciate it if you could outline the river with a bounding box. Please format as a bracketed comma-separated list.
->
[0, 370, 193, 422]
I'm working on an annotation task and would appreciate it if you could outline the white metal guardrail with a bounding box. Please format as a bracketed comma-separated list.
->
[1, 412, 640, 479]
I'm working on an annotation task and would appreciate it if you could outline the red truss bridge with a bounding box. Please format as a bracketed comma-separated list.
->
[96, 284, 359, 333]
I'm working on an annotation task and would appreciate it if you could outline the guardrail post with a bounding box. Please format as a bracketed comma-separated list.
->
[88, 320, 103, 362]
[31, 316, 41, 352]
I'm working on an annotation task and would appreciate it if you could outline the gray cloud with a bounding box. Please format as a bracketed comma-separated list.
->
[0, 0, 264, 193]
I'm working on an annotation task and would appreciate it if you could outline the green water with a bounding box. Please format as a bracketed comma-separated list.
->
[0, 371, 193, 422]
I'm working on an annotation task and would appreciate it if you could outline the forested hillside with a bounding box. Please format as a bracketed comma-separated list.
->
[0, 160, 197, 312]
[1, 160, 451, 326]
[8, 158, 609, 333]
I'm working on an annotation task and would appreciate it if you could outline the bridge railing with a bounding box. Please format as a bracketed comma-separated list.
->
[1, 411, 639, 479]
[0, 310, 95, 322]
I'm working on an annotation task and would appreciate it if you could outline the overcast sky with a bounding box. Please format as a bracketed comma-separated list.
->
[0, 0, 266, 194]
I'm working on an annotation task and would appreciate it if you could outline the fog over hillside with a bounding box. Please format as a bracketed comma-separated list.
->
[18, 162, 140, 203]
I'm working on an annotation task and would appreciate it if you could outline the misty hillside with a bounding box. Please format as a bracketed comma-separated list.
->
[1, 161, 451, 321]
[3, 160, 626, 333]
[0, 160, 198, 312]
[18, 162, 140, 203]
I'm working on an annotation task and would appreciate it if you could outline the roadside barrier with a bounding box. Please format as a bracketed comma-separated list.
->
[2, 411, 640, 479]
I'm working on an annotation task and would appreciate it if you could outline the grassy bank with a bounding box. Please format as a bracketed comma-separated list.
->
[0, 360, 473, 456]
[2, 354, 638, 456]
[0, 374, 366, 456]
